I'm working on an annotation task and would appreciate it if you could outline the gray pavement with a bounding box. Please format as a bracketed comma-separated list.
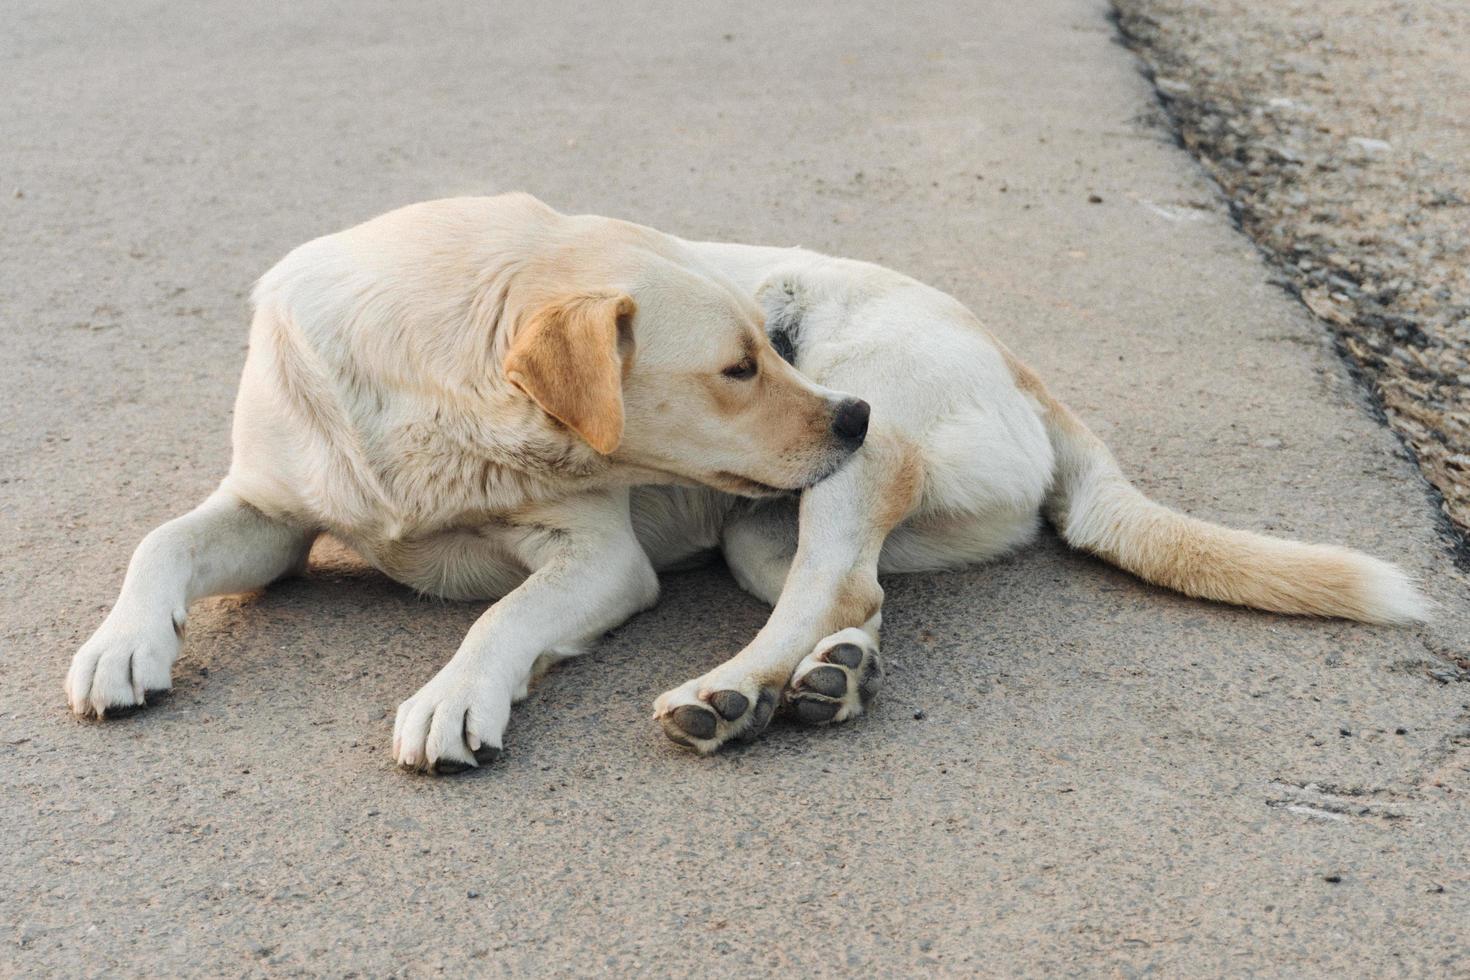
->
[3, 0, 1468, 974]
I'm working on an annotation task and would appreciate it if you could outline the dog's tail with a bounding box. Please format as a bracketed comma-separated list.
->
[1024, 368, 1428, 624]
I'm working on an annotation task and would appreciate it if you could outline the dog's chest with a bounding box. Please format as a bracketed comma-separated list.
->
[322, 408, 601, 582]
[330, 449, 551, 600]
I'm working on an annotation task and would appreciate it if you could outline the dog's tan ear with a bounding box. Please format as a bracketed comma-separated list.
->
[503, 291, 636, 455]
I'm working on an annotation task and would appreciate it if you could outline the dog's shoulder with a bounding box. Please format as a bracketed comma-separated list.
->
[236, 195, 615, 546]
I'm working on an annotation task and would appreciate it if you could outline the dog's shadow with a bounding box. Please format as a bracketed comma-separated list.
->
[165, 537, 782, 738]
[150, 529, 1296, 760]
[157, 533, 977, 758]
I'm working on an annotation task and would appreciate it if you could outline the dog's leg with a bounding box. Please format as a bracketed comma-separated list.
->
[721, 504, 886, 727]
[654, 432, 920, 752]
[719, 500, 797, 605]
[66, 489, 316, 717]
[392, 489, 658, 773]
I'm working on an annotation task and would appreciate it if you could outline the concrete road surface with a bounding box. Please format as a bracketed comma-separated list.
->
[3, 0, 1467, 974]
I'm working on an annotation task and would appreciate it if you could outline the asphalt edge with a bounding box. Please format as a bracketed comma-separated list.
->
[1104, 1, 1470, 573]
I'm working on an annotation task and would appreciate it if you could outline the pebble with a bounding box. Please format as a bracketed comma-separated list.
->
[913, 709, 926, 720]
[1347, 136, 1392, 155]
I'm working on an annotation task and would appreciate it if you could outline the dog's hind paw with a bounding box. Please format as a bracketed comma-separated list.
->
[783, 628, 882, 725]
[653, 676, 779, 754]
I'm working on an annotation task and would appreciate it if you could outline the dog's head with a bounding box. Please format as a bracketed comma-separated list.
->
[503, 249, 865, 495]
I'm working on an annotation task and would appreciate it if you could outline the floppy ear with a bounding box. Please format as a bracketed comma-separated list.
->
[503, 291, 636, 455]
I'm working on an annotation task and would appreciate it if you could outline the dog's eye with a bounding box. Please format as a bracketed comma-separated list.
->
[721, 358, 758, 380]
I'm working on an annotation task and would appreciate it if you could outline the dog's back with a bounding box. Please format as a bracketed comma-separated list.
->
[690, 240, 1429, 625]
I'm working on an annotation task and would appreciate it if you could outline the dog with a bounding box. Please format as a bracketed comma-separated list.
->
[66, 194, 1428, 771]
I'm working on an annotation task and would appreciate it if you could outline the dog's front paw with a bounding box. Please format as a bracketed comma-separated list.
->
[783, 628, 882, 725]
[65, 610, 183, 718]
[653, 674, 780, 754]
[392, 669, 507, 774]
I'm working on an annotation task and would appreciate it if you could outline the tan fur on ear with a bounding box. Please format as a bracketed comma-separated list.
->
[503, 291, 635, 455]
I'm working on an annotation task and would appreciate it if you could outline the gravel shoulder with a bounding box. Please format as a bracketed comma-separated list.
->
[1115, 0, 1470, 546]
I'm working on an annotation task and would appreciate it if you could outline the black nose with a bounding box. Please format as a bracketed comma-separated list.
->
[832, 398, 870, 446]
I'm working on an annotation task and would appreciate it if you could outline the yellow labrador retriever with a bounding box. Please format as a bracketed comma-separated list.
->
[66, 194, 1426, 770]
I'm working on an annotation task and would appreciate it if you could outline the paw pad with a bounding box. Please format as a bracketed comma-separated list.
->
[708, 690, 749, 720]
[669, 704, 718, 740]
[784, 635, 883, 726]
[657, 685, 778, 752]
